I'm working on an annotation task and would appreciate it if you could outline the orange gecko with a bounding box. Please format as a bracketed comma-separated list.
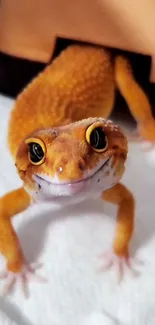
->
[1, 44, 149, 297]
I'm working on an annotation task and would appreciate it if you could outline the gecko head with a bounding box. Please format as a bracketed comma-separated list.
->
[15, 117, 128, 201]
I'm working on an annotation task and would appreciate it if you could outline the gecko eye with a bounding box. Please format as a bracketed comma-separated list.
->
[86, 122, 108, 152]
[25, 137, 46, 165]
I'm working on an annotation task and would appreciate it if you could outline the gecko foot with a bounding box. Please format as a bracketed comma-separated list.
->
[97, 251, 143, 283]
[0, 262, 47, 298]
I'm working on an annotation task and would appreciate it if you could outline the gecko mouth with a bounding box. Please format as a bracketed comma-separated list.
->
[33, 156, 112, 188]
[29, 156, 116, 198]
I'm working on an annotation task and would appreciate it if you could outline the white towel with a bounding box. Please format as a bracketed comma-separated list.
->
[0, 94, 155, 325]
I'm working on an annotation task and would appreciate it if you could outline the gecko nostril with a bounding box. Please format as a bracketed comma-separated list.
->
[56, 166, 63, 173]
[56, 158, 68, 174]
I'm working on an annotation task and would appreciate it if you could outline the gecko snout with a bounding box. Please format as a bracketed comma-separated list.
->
[55, 158, 86, 182]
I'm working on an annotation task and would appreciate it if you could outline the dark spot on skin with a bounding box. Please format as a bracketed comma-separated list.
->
[113, 145, 118, 150]
[38, 184, 41, 189]
[78, 161, 85, 171]
[97, 179, 100, 182]
[119, 152, 126, 159]
[52, 129, 58, 136]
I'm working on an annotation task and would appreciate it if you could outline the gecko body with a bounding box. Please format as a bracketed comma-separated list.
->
[0, 45, 139, 296]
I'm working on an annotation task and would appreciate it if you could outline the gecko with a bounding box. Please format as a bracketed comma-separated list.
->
[0, 44, 141, 297]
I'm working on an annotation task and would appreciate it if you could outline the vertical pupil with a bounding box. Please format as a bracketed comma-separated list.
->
[33, 144, 40, 156]
[90, 127, 107, 149]
[92, 130, 99, 148]
[29, 143, 44, 162]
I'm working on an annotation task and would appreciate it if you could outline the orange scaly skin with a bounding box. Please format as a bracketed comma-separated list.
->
[0, 45, 138, 297]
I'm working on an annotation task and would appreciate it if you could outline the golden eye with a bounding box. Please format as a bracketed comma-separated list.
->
[86, 122, 108, 152]
[25, 137, 46, 165]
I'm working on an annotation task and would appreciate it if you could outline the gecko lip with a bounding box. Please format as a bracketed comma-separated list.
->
[33, 156, 111, 188]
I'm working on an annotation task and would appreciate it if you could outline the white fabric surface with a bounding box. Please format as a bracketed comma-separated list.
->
[0, 94, 155, 325]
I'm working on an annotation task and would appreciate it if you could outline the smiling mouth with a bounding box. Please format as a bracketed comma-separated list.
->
[33, 157, 111, 187]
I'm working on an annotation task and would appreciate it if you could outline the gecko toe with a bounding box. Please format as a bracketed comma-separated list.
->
[0, 261, 47, 298]
[97, 250, 143, 282]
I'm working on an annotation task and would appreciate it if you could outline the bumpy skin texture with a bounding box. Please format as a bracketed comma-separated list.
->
[8, 45, 155, 158]
[8, 45, 115, 158]
[0, 45, 140, 296]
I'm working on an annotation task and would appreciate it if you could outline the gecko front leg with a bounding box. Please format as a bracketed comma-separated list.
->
[99, 183, 141, 281]
[0, 187, 46, 298]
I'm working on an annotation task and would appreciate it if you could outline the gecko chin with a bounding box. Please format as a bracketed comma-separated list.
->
[26, 156, 122, 203]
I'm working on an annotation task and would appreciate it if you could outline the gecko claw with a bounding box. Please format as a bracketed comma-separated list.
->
[97, 251, 143, 283]
[0, 262, 47, 298]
